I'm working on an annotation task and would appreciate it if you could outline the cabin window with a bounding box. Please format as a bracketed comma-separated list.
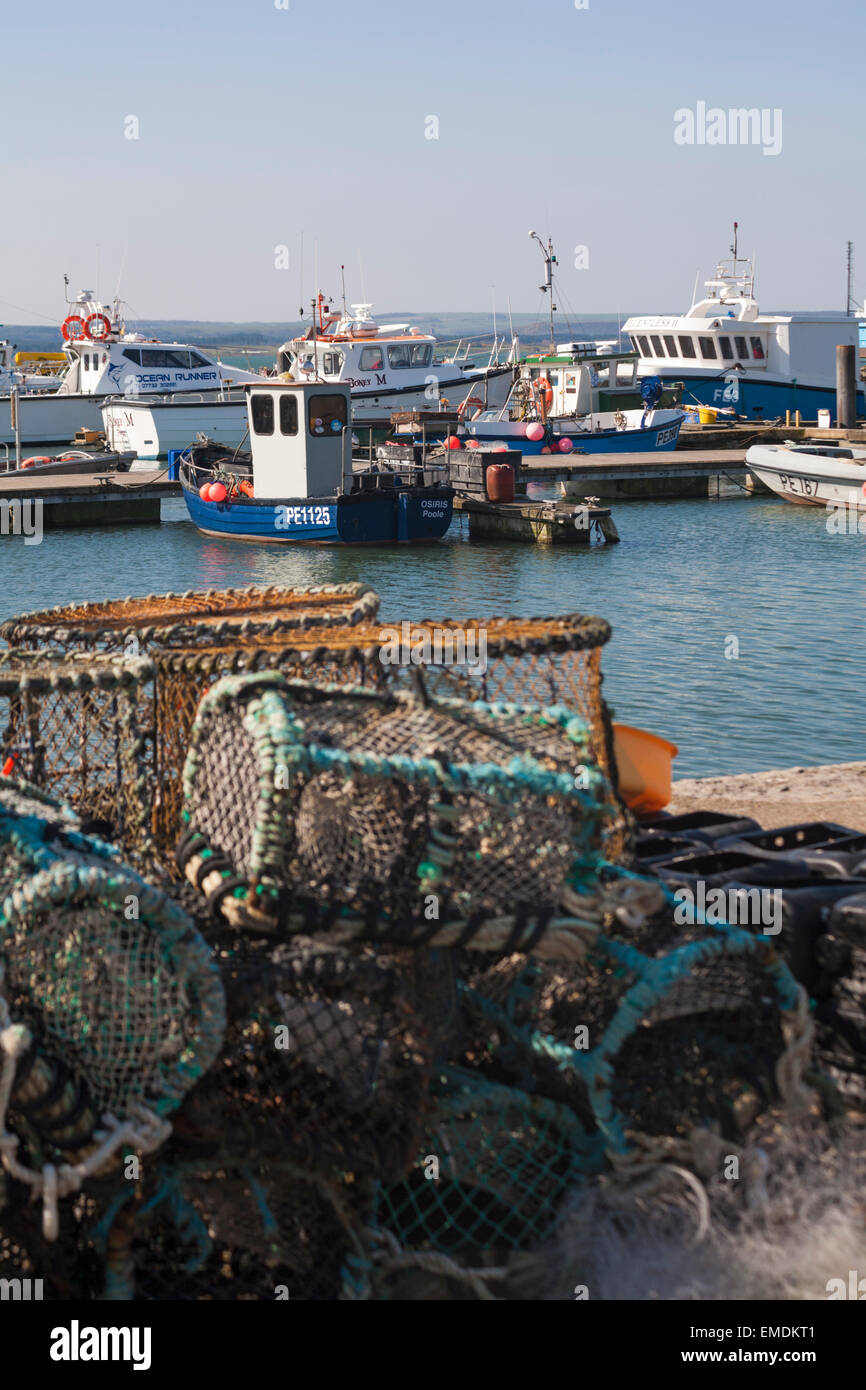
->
[189, 351, 210, 368]
[734, 336, 749, 359]
[279, 394, 298, 435]
[359, 346, 385, 370]
[565, 373, 577, 392]
[388, 344, 412, 369]
[138, 349, 194, 369]
[251, 393, 275, 435]
[308, 393, 347, 437]
[84, 354, 90, 371]
[593, 363, 610, 388]
[678, 336, 697, 358]
[719, 336, 734, 360]
[699, 337, 717, 360]
[636, 335, 651, 356]
[650, 335, 665, 357]
[322, 352, 343, 375]
[615, 361, 635, 385]
[750, 336, 765, 360]
[664, 335, 677, 356]
[409, 343, 432, 366]
[122, 348, 142, 365]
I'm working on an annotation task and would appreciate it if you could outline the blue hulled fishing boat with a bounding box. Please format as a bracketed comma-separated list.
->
[179, 380, 453, 545]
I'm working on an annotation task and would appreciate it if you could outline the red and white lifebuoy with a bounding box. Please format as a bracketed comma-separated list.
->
[61, 315, 87, 342]
[457, 395, 484, 420]
[85, 312, 112, 342]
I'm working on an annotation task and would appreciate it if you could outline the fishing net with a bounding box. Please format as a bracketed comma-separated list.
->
[177, 672, 628, 947]
[0, 650, 154, 849]
[0, 582, 380, 653]
[151, 611, 616, 851]
[0, 778, 226, 1253]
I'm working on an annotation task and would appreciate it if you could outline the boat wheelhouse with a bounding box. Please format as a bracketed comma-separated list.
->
[275, 296, 514, 419]
[622, 226, 865, 421]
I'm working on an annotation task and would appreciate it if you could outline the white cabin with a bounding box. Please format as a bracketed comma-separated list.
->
[246, 379, 351, 500]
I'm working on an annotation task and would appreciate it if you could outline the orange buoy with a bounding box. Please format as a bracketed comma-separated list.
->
[209, 482, 227, 502]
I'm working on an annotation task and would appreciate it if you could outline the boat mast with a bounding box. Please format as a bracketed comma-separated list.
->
[529, 231, 557, 352]
[847, 241, 855, 317]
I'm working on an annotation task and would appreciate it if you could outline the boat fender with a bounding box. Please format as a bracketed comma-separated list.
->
[238, 480, 255, 498]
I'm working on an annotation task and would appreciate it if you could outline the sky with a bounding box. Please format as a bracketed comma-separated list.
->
[1, 0, 864, 324]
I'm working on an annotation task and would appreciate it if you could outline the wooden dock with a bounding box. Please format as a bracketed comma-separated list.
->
[0, 470, 180, 529]
[453, 495, 619, 545]
[522, 449, 761, 500]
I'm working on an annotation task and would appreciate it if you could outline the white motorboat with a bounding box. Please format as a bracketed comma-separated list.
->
[102, 295, 517, 460]
[0, 289, 262, 448]
[745, 440, 866, 508]
[622, 224, 865, 421]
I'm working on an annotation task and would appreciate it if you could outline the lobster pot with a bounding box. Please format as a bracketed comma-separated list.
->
[118, 937, 455, 1301]
[155, 609, 620, 855]
[0, 582, 380, 654]
[0, 651, 154, 848]
[0, 781, 225, 1247]
[453, 902, 811, 1159]
[178, 673, 620, 949]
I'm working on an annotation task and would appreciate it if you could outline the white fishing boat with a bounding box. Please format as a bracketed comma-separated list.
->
[461, 235, 683, 455]
[622, 224, 865, 421]
[0, 289, 262, 448]
[102, 295, 517, 459]
[745, 441, 866, 509]
[0, 341, 64, 394]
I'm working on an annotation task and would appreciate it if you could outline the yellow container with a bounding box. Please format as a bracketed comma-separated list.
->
[612, 723, 679, 814]
[697, 406, 718, 425]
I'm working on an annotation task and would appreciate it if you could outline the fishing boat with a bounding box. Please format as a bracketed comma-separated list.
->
[179, 379, 453, 545]
[745, 440, 866, 509]
[106, 296, 517, 460]
[459, 234, 683, 455]
[1, 288, 262, 448]
[0, 342, 64, 394]
[622, 224, 866, 421]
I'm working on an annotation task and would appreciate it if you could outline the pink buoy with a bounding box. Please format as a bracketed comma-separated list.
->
[209, 482, 227, 502]
[540, 446, 552, 454]
[199, 483, 212, 500]
[558, 437, 575, 454]
[525, 422, 545, 443]
[446, 435, 462, 450]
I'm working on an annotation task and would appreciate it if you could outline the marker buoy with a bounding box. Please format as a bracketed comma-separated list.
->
[558, 437, 575, 454]
[446, 435, 462, 450]
[525, 422, 545, 443]
[209, 482, 227, 502]
[199, 483, 212, 500]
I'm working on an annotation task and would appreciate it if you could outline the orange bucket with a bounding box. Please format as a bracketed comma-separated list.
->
[612, 723, 679, 814]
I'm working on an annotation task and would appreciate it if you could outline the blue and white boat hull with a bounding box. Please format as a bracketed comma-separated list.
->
[463, 412, 684, 455]
[182, 482, 453, 544]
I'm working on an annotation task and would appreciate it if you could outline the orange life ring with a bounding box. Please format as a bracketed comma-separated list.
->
[457, 394, 484, 419]
[61, 315, 87, 342]
[21, 456, 51, 469]
[533, 377, 553, 410]
[85, 312, 112, 341]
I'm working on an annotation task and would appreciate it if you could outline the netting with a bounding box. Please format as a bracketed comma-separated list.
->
[154, 611, 616, 851]
[0, 778, 226, 1250]
[177, 672, 628, 948]
[0, 583, 380, 652]
[0, 651, 154, 848]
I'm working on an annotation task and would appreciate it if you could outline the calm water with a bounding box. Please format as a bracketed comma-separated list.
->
[1, 492, 863, 779]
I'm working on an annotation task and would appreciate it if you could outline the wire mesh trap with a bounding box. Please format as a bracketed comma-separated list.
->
[0, 777, 226, 1248]
[0, 649, 155, 848]
[151, 610, 617, 852]
[0, 582, 380, 653]
[176, 671, 629, 951]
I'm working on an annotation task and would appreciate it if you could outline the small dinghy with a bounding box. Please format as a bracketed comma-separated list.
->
[179, 380, 453, 544]
[2, 448, 134, 478]
[745, 440, 866, 509]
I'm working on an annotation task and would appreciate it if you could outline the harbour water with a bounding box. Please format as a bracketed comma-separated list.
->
[1, 490, 861, 779]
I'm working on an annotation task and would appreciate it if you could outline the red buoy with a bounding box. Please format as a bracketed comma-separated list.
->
[209, 482, 227, 502]
[199, 483, 212, 500]
[446, 435, 462, 449]
[486, 462, 515, 503]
